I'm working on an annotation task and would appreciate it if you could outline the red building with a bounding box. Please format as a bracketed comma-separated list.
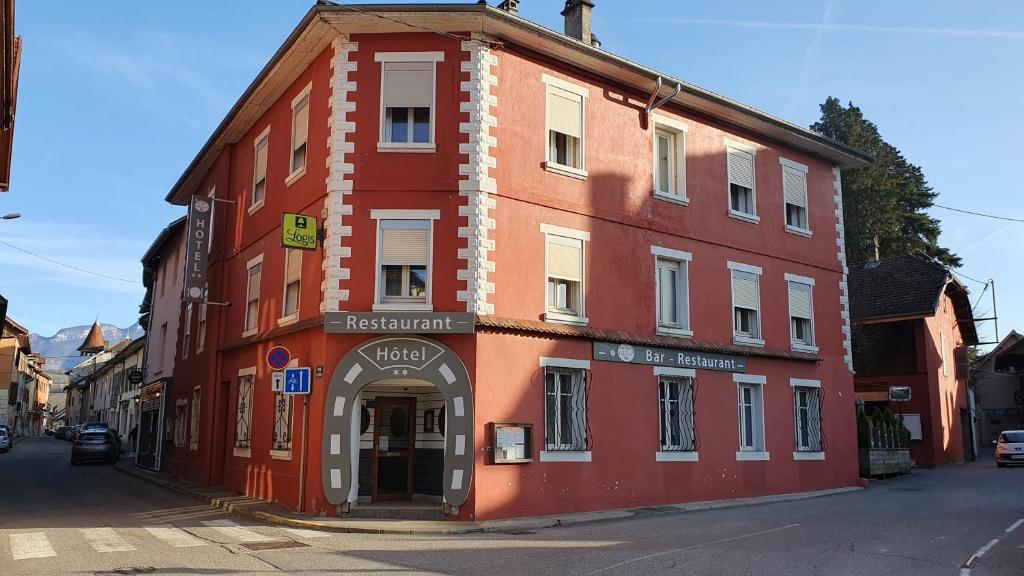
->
[160, 2, 871, 521]
[849, 257, 979, 467]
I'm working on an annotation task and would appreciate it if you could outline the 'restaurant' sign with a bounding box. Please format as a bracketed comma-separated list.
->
[183, 195, 212, 303]
[594, 341, 746, 373]
[324, 312, 475, 334]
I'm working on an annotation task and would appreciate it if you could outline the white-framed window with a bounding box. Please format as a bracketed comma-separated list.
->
[786, 273, 816, 352]
[272, 391, 294, 454]
[282, 249, 301, 321]
[376, 52, 443, 150]
[729, 261, 763, 346]
[652, 246, 692, 336]
[652, 117, 687, 201]
[174, 400, 188, 448]
[235, 371, 255, 452]
[726, 139, 757, 221]
[539, 358, 590, 461]
[780, 158, 810, 235]
[542, 224, 589, 325]
[659, 376, 696, 451]
[243, 255, 262, 336]
[735, 374, 768, 460]
[543, 74, 588, 179]
[791, 379, 823, 458]
[251, 127, 270, 212]
[287, 83, 311, 184]
[189, 386, 201, 451]
[181, 303, 192, 359]
[374, 215, 433, 309]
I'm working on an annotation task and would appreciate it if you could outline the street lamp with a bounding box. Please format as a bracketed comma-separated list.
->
[2, 213, 20, 220]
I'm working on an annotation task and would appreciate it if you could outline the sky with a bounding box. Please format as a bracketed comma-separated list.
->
[2, 0, 1022, 346]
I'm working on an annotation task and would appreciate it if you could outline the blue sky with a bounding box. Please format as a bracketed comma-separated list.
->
[3, 0, 1021, 347]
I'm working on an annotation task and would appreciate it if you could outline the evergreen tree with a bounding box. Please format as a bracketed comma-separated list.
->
[811, 97, 960, 267]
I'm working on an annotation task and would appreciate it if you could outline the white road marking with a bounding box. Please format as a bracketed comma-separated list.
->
[201, 519, 275, 542]
[1005, 518, 1024, 534]
[9, 532, 56, 560]
[282, 528, 330, 539]
[959, 518, 1024, 574]
[583, 523, 801, 575]
[80, 527, 136, 553]
[144, 524, 208, 548]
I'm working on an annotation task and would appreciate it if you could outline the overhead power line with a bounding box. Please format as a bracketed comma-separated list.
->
[0, 239, 142, 284]
[932, 203, 1024, 223]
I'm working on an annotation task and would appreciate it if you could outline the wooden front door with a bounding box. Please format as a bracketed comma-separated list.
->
[372, 397, 416, 501]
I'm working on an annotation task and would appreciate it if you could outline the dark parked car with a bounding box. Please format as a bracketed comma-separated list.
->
[0, 429, 10, 452]
[71, 430, 120, 465]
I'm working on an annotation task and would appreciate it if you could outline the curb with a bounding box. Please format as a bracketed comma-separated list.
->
[114, 461, 862, 535]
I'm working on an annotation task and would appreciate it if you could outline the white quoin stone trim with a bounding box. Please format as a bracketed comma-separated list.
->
[322, 35, 358, 313]
[833, 166, 853, 371]
[456, 36, 498, 315]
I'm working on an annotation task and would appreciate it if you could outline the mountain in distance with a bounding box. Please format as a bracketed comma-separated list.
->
[30, 323, 145, 372]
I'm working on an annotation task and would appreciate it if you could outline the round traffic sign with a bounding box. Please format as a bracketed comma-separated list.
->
[267, 346, 291, 371]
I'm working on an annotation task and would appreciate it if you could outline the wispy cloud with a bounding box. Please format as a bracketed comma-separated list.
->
[637, 18, 1024, 40]
[957, 221, 1019, 256]
[783, 0, 834, 117]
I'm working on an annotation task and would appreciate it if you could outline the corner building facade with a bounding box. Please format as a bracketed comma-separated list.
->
[163, 3, 870, 521]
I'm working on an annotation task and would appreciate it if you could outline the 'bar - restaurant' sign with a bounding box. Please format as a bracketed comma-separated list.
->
[594, 342, 746, 373]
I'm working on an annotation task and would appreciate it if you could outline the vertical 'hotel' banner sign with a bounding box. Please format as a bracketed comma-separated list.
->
[183, 195, 212, 303]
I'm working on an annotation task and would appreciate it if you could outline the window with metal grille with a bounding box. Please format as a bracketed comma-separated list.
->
[659, 377, 696, 451]
[731, 269, 761, 341]
[381, 62, 433, 145]
[290, 91, 309, 175]
[272, 392, 293, 451]
[737, 382, 765, 451]
[235, 375, 253, 449]
[189, 387, 201, 451]
[378, 220, 430, 303]
[727, 148, 756, 216]
[244, 262, 261, 333]
[656, 257, 689, 331]
[253, 134, 268, 206]
[794, 386, 822, 452]
[547, 85, 584, 169]
[283, 249, 301, 317]
[546, 235, 583, 319]
[788, 280, 814, 348]
[544, 367, 588, 451]
[783, 165, 809, 231]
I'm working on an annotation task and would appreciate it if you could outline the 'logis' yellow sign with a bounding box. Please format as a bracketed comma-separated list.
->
[281, 213, 318, 251]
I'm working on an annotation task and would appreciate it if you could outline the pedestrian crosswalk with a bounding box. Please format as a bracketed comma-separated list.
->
[6, 519, 327, 561]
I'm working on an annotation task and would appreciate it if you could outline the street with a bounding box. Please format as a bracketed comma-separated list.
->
[0, 437, 1019, 575]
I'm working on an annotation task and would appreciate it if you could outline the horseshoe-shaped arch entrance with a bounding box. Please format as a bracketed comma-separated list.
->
[321, 336, 473, 510]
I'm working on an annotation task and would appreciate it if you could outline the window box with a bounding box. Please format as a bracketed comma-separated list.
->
[377, 142, 437, 153]
[539, 451, 591, 463]
[728, 210, 760, 224]
[736, 451, 770, 461]
[543, 161, 588, 180]
[793, 451, 825, 461]
[785, 225, 812, 238]
[656, 451, 699, 462]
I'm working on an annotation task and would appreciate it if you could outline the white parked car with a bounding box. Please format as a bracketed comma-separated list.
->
[0, 429, 10, 452]
[994, 430, 1024, 468]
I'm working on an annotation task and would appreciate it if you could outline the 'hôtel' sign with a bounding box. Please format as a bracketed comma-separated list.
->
[324, 312, 475, 334]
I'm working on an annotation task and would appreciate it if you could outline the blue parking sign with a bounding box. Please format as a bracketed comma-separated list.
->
[283, 367, 311, 395]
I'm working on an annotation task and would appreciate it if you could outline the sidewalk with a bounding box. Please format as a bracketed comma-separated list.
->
[114, 459, 861, 535]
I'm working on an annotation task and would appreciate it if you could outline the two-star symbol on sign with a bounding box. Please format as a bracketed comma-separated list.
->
[392, 369, 410, 376]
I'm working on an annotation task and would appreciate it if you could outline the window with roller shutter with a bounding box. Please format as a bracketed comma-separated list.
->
[727, 147, 756, 218]
[282, 249, 301, 319]
[377, 220, 430, 304]
[782, 164, 809, 232]
[252, 131, 269, 209]
[547, 85, 584, 170]
[244, 259, 262, 335]
[288, 85, 310, 178]
[787, 280, 815, 350]
[729, 263, 762, 344]
[546, 235, 584, 320]
[380, 62, 434, 146]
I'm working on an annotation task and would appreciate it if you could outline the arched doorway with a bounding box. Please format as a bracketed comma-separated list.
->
[321, 336, 473, 512]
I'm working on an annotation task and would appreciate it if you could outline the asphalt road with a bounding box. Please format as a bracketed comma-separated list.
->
[1, 437, 1021, 575]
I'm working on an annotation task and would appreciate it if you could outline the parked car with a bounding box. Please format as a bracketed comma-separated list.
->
[0, 424, 10, 436]
[55, 426, 67, 440]
[995, 430, 1024, 468]
[82, 422, 109, 432]
[71, 430, 120, 465]
[67, 425, 82, 443]
[44, 428, 55, 436]
[0, 429, 10, 452]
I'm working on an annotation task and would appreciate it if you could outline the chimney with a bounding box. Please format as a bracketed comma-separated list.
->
[873, 235, 880, 262]
[497, 0, 519, 15]
[562, 0, 598, 47]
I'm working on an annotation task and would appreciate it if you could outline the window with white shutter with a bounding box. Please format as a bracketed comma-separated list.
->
[543, 75, 588, 177]
[546, 236, 583, 319]
[729, 262, 762, 344]
[289, 85, 310, 179]
[727, 145, 756, 218]
[252, 130, 269, 209]
[781, 160, 809, 233]
[244, 257, 262, 335]
[283, 249, 301, 319]
[381, 62, 434, 146]
[787, 277, 815, 350]
[378, 220, 430, 304]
